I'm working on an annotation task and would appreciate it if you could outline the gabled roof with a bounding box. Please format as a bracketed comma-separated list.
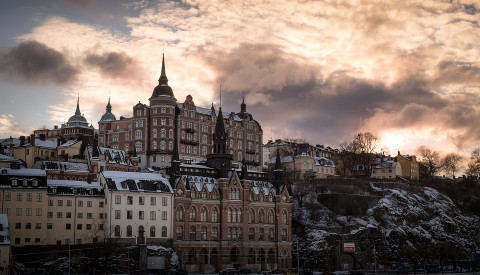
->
[102, 171, 173, 193]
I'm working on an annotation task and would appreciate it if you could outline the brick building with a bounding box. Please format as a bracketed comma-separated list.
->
[98, 54, 263, 171]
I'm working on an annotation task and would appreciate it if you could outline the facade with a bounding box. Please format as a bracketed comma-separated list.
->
[171, 108, 292, 273]
[396, 151, 420, 181]
[10, 136, 57, 168]
[267, 153, 336, 180]
[98, 171, 174, 244]
[371, 157, 402, 179]
[98, 54, 263, 171]
[0, 214, 10, 274]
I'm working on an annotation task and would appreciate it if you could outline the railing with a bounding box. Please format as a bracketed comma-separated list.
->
[180, 139, 199, 146]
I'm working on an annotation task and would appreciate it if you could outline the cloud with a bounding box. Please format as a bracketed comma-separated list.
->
[0, 114, 31, 138]
[84, 51, 145, 83]
[0, 40, 78, 85]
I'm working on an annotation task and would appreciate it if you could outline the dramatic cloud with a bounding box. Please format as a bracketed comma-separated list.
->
[3, 0, 480, 162]
[0, 114, 31, 138]
[0, 40, 78, 85]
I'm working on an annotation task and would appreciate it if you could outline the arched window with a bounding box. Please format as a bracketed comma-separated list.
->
[150, 226, 156, 237]
[212, 207, 218, 222]
[188, 248, 196, 264]
[189, 206, 196, 221]
[282, 210, 288, 225]
[268, 248, 276, 264]
[114, 225, 120, 237]
[169, 141, 173, 150]
[126, 225, 132, 237]
[152, 141, 157, 150]
[153, 129, 157, 138]
[233, 208, 238, 223]
[282, 228, 287, 241]
[259, 248, 266, 264]
[160, 141, 166, 150]
[189, 226, 196, 240]
[200, 207, 207, 222]
[249, 209, 255, 223]
[169, 129, 173, 138]
[227, 208, 232, 223]
[176, 206, 184, 222]
[237, 209, 242, 223]
[162, 226, 167, 237]
[268, 210, 274, 224]
[200, 248, 208, 264]
[259, 209, 265, 224]
[161, 128, 166, 138]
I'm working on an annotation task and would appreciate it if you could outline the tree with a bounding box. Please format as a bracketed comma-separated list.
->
[466, 148, 480, 179]
[442, 152, 463, 178]
[417, 146, 442, 180]
[352, 132, 382, 177]
[337, 141, 359, 177]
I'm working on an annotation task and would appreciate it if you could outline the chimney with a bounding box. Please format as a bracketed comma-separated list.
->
[30, 134, 35, 147]
[54, 125, 58, 129]
[20, 136, 25, 146]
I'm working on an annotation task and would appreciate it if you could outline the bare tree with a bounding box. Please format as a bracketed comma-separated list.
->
[336, 141, 359, 177]
[466, 148, 480, 179]
[352, 132, 382, 177]
[417, 146, 442, 180]
[442, 152, 463, 178]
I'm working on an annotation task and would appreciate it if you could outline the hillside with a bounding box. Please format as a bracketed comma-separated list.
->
[292, 179, 480, 270]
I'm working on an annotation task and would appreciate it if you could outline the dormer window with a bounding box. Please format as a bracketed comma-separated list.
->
[32, 180, 38, 187]
[23, 179, 28, 187]
[121, 181, 127, 189]
[11, 179, 18, 187]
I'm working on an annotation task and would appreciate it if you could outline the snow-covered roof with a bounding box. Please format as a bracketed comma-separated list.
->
[0, 154, 16, 161]
[0, 167, 46, 177]
[58, 139, 80, 148]
[250, 181, 276, 195]
[177, 103, 242, 121]
[88, 146, 131, 165]
[267, 155, 294, 164]
[32, 139, 57, 149]
[102, 171, 172, 193]
[313, 157, 335, 167]
[373, 158, 398, 169]
[180, 162, 215, 170]
[36, 161, 89, 171]
[48, 180, 102, 189]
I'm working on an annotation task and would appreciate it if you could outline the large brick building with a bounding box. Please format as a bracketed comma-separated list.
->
[98, 54, 263, 171]
[170, 106, 292, 273]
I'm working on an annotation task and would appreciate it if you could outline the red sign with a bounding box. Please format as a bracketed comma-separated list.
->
[344, 242, 355, 253]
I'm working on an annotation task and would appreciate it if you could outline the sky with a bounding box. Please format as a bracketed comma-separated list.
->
[1, 0, 480, 164]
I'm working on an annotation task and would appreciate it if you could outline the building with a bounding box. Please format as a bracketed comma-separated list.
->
[370, 157, 402, 179]
[0, 167, 48, 246]
[171, 107, 292, 273]
[98, 54, 263, 171]
[396, 151, 420, 181]
[98, 171, 174, 244]
[86, 145, 139, 181]
[10, 136, 57, 168]
[46, 179, 105, 245]
[0, 214, 10, 274]
[33, 96, 95, 142]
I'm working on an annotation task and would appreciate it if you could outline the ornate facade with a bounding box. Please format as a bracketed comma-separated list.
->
[98, 54, 263, 170]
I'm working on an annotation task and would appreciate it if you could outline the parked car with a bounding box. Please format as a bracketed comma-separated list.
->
[240, 268, 257, 274]
[287, 268, 298, 275]
[261, 269, 272, 275]
[220, 268, 238, 275]
[168, 268, 188, 275]
[299, 269, 313, 275]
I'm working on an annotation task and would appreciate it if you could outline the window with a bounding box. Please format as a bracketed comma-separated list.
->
[259, 210, 264, 223]
[47, 212, 53, 218]
[249, 209, 255, 223]
[151, 197, 156, 205]
[249, 228, 255, 241]
[200, 207, 207, 222]
[99, 201, 104, 208]
[114, 225, 120, 237]
[57, 200, 63, 206]
[36, 193, 42, 202]
[212, 207, 218, 222]
[115, 210, 121, 219]
[77, 224, 82, 230]
[16, 193, 22, 201]
[115, 195, 121, 204]
[126, 225, 132, 237]
[189, 226, 196, 240]
[66, 224, 71, 230]
[87, 213, 92, 219]
[127, 196, 133, 205]
[77, 201, 83, 207]
[36, 208, 42, 216]
[162, 197, 167, 206]
[162, 226, 167, 237]
[268, 228, 274, 241]
[15, 223, 21, 229]
[87, 201, 92, 207]
[162, 211, 167, 220]
[282, 210, 288, 224]
[48, 199, 53, 206]
[27, 193, 32, 202]
[66, 212, 72, 218]
[139, 211, 144, 220]
[25, 223, 31, 229]
[86, 224, 92, 230]
[176, 226, 183, 240]
[77, 213, 83, 219]
[259, 228, 264, 241]
[150, 226, 156, 237]
[135, 142, 142, 152]
[127, 210, 132, 219]
[35, 223, 41, 230]
[282, 228, 287, 241]
[176, 206, 183, 221]
[57, 212, 63, 218]
[16, 208, 22, 216]
[189, 207, 196, 221]
[26, 208, 32, 216]
[150, 211, 156, 220]
[135, 130, 142, 139]
[201, 226, 207, 240]
[47, 223, 52, 229]
[139, 196, 145, 205]
[67, 200, 72, 207]
[212, 227, 218, 240]
[268, 210, 274, 224]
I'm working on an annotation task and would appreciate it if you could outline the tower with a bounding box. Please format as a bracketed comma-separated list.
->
[206, 107, 233, 178]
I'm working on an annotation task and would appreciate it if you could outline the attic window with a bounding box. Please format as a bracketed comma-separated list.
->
[11, 179, 18, 187]
[32, 180, 38, 187]
[138, 182, 144, 189]
[23, 179, 28, 187]
[121, 181, 127, 189]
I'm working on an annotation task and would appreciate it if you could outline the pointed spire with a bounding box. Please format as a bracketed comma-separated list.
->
[106, 97, 112, 113]
[241, 92, 247, 113]
[158, 53, 168, 85]
[75, 95, 81, 115]
[213, 107, 227, 149]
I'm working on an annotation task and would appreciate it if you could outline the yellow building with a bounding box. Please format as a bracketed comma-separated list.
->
[10, 136, 57, 168]
[396, 151, 420, 181]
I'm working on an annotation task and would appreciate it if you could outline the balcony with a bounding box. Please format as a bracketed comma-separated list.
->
[147, 149, 173, 155]
[180, 139, 199, 146]
[246, 149, 256, 155]
[185, 128, 195, 134]
[245, 160, 260, 166]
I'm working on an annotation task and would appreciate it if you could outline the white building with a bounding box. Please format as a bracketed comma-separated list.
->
[98, 171, 174, 244]
[371, 157, 402, 179]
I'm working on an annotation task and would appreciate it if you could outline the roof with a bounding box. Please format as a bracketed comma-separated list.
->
[48, 180, 102, 189]
[102, 171, 173, 193]
[313, 157, 335, 167]
[0, 167, 46, 177]
[36, 160, 89, 171]
[267, 155, 294, 164]
[29, 139, 57, 149]
[58, 139, 80, 148]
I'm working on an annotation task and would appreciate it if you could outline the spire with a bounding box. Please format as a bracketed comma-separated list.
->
[274, 147, 283, 192]
[213, 107, 227, 152]
[75, 95, 81, 115]
[106, 97, 112, 113]
[158, 53, 168, 85]
[241, 92, 246, 113]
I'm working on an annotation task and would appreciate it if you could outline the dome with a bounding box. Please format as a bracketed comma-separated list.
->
[67, 96, 88, 125]
[68, 114, 88, 123]
[152, 84, 174, 98]
[100, 112, 116, 122]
